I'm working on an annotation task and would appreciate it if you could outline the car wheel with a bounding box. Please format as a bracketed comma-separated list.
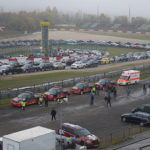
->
[122, 117, 126, 122]
[140, 122, 144, 126]
[80, 91, 83, 95]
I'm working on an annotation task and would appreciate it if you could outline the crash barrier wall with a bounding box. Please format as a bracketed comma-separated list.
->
[0, 63, 150, 99]
[99, 126, 150, 149]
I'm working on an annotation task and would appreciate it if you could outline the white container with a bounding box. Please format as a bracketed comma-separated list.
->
[3, 126, 56, 150]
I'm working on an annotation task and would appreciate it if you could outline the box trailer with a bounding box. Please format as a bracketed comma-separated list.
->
[3, 126, 56, 150]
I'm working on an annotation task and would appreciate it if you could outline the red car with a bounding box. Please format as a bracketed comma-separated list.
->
[44, 87, 70, 101]
[11, 91, 40, 107]
[71, 82, 93, 95]
[58, 123, 100, 148]
[95, 79, 117, 90]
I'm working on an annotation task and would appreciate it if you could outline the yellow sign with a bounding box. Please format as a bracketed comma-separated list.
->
[40, 22, 50, 27]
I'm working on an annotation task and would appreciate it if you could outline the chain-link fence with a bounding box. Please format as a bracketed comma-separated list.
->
[99, 126, 150, 149]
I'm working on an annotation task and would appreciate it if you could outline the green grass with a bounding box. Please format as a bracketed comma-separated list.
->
[0, 62, 149, 90]
[81, 31, 150, 41]
[0, 66, 150, 107]
[0, 97, 11, 107]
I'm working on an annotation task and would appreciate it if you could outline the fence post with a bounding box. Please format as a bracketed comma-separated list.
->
[110, 133, 113, 144]
[0, 89, 1, 99]
[62, 80, 63, 88]
[34, 84, 35, 93]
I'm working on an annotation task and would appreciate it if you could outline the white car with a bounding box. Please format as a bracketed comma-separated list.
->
[53, 62, 66, 70]
[71, 61, 85, 69]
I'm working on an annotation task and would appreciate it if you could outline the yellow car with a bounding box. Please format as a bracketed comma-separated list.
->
[100, 58, 111, 64]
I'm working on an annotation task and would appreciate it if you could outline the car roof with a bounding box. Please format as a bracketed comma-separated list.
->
[134, 111, 150, 116]
[142, 104, 150, 107]
[63, 123, 82, 130]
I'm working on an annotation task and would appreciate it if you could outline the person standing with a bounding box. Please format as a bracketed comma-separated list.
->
[113, 86, 117, 98]
[92, 87, 96, 95]
[126, 86, 131, 97]
[39, 95, 43, 106]
[106, 95, 111, 107]
[143, 84, 147, 94]
[45, 95, 49, 107]
[21, 98, 26, 110]
[90, 92, 94, 105]
[51, 108, 56, 120]
[96, 86, 100, 95]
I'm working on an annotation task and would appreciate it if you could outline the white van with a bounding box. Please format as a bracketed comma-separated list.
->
[117, 70, 140, 85]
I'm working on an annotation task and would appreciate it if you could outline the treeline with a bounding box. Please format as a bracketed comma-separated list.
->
[0, 6, 150, 32]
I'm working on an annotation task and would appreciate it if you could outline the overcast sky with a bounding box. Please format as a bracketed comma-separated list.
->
[0, 0, 150, 18]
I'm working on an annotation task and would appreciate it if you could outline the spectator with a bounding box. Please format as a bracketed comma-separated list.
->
[39, 95, 43, 106]
[143, 84, 147, 94]
[126, 86, 131, 97]
[51, 108, 56, 120]
[45, 95, 49, 107]
[90, 92, 94, 105]
[104, 95, 111, 107]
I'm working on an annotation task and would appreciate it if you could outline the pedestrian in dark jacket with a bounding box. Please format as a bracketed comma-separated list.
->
[112, 86, 117, 98]
[106, 95, 111, 107]
[51, 108, 56, 120]
[126, 86, 131, 96]
[90, 92, 94, 105]
[143, 84, 147, 94]
[45, 95, 49, 107]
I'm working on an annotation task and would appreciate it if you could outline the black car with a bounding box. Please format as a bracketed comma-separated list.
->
[38, 62, 53, 71]
[132, 104, 150, 114]
[21, 64, 34, 73]
[121, 112, 150, 126]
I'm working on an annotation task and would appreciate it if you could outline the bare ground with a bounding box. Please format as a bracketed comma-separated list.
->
[2, 31, 150, 44]
[0, 79, 150, 144]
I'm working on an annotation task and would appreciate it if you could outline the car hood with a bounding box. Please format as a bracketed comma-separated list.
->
[121, 113, 131, 117]
[44, 92, 51, 95]
[86, 134, 98, 141]
[12, 97, 20, 102]
[72, 86, 79, 90]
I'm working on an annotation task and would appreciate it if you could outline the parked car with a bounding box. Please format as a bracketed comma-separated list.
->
[58, 123, 100, 148]
[44, 87, 70, 101]
[53, 62, 66, 70]
[11, 91, 40, 107]
[21, 64, 34, 73]
[0, 65, 12, 75]
[71, 82, 93, 94]
[132, 104, 150, 114]
[71, 61, 86, 69]
[38, 62, 53, 71]
[100, 58, 111, 64]
[121, 112, 150, 126]
[95, 79, 117, 90]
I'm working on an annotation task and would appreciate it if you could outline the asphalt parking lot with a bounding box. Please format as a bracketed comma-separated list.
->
[0, 79, 150, 149]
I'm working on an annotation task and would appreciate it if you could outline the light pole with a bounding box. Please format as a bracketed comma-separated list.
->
[57, 98, 68, 150]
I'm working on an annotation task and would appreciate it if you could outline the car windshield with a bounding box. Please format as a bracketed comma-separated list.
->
[48, 88, 58, 94]
[99, 79, 106, 84]
[78, 128, 91, 137]
[120, 75, 129, 80]
[18, 93, 30, 99]
[76, 83, 84, 88]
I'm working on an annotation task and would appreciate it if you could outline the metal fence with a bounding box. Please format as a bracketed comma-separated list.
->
[0, 63, 150, 99]
[100, 126, 150, 149]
